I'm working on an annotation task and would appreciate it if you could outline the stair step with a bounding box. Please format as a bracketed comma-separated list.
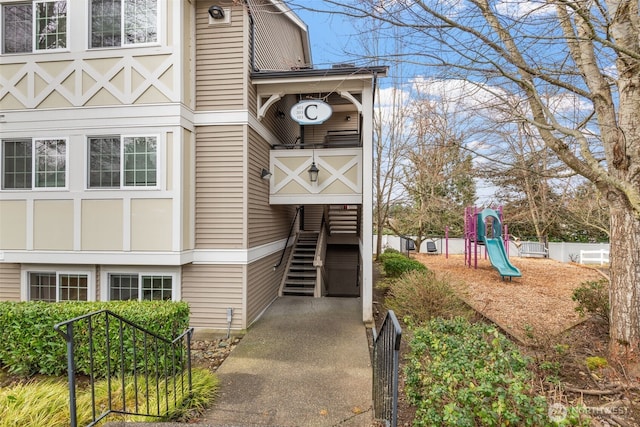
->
[285, 278, 315, 284]
[287, 274, 316, 280]
[283, 284, 314, 288]
[279, 232, 319, 298]
[282, 287, 315, 295]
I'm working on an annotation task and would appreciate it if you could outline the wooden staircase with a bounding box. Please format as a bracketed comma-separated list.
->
[326, 205, 360, 235]
[280, 232, 318, 296]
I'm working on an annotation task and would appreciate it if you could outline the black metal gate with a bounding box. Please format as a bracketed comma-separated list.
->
[55, 310, 193, 427]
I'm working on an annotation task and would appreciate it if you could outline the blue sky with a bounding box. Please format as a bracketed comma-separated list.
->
[293, 6, 501, 205]
[292, 8, 356, 68]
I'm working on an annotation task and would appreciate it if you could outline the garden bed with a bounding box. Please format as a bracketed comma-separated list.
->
[373, 253, 640, 426]
[412, 253, 604, 343]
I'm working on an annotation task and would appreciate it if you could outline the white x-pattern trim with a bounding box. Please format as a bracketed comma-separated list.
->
[271, 148, 362, 195]
[0, 51, 177, 108]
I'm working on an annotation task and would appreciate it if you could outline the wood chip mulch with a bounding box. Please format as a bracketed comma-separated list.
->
[413, 253, 605, 344]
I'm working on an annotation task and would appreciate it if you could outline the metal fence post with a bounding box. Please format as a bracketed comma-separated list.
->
[65, 322, 78, 427]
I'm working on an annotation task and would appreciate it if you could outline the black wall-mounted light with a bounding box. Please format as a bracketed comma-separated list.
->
[208, 5, 225, 19]
[308, 162, 319, 183]
[261, 168, 272, 180]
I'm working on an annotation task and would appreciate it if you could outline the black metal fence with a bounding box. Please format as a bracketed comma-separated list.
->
[372, 310, 402, 427]
[54, 310, 193, 427]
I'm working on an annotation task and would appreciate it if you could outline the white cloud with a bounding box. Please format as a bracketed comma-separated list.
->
[376, 85, 411, 108]
[410, 77, 507, 111]
[494, 0, 554, 18]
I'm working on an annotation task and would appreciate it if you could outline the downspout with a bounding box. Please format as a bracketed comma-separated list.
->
[372, 71, 379, 106]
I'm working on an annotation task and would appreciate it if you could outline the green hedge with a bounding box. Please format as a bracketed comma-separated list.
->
[379, 252, 428, 278]
[0, 301, 189, 377]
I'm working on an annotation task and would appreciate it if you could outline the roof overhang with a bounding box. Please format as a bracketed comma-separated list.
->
[252, 66, 388, 91]
[252, 66, 388, 120]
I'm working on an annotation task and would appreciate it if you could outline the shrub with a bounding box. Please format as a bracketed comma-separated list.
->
[378, 250, 403, 264]
[585, 356, 608, 371]
[380, 253, 427, 278]
[572, 279, 609, 323]
[0, 367, 217, 427]
[385, 270, 471, 325]
[405, 317, 551, 427]
[0, 301, 189, 377]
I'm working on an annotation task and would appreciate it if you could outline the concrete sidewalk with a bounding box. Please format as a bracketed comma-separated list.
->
[194, 296, 374, 427]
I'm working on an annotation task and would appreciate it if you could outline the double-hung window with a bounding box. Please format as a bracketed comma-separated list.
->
[2, 1, 67, 54]
[109, 273, 173, 301]
[2, 138, 67, 190]
[90, 0, 158, 48]
[29, 272, 89, 302]
[88, 135, 157, 188]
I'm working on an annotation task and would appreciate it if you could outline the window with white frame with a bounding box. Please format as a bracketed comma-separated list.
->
[29, 272, 88, 301]
[89, 0, 158, 49]
[109, 273, 173, 301]
[2, 138, 67, 190]
[88, 135, 157, 188]
[2, 1, 67, 54]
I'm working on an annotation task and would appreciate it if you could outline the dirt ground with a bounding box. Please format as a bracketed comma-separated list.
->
[388, 253, 640, 427]
[412, 253, 606, 344]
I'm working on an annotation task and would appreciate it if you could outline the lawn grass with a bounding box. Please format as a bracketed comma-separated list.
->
[0, 368, 218, 427]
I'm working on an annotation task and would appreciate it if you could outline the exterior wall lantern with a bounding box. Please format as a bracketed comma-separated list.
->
[208, 5, 225, 19]
[308, 162, 319, 183]
[261, 168, 272, 180]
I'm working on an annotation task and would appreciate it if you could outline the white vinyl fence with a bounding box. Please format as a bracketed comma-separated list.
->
[374, 235, 610, 264]
[579, 249, 610, 265]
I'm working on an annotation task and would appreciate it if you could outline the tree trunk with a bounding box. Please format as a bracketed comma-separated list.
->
[608, 205, 640, 364]
[375, 217, 384, 260]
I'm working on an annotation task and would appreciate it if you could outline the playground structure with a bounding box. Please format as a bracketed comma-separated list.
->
[464, 207, 522, 280]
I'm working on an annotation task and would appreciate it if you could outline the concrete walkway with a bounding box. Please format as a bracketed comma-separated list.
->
[194, 296, 374, 427]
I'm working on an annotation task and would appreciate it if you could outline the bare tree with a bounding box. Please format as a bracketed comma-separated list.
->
[486, 119, 572, 242]
[289, 0, 640, 365]
[387, 95, 476, 250]
[354, 20, 413, 259]
[373, 82, 411, 258]
[562, 181, 611, 241]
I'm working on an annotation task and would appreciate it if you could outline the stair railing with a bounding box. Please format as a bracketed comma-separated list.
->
[274, 206, 302, 270]
[278, 231, 301, 296]
[54, 310, 193, 427]
[314, 217, 329, 297]
[372, 310, 402, 427]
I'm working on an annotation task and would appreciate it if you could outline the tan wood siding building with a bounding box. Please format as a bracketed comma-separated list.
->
[195, 126, 245, 249]
[246, 252, 286, 324]
[0, 264, 20, 301]
[182, 264, 244, 329]
[0, 0, 384, 332]
[195, 2, 247, 111]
